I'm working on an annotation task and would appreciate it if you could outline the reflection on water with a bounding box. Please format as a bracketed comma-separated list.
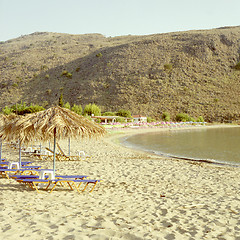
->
[125, 127, 240, 165]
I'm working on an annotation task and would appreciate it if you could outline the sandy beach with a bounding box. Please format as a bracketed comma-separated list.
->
[0, 124, 240, 240]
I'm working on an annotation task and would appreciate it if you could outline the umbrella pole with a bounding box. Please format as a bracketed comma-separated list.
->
[19, 141, 22, 167]
[53, 128, 56, 177]
[0, 139, 2, 160]
[68, 138, 70, 156]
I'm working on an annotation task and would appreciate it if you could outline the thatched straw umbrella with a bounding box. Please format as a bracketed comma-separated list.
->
[0, 107, 106, 175]
[0, 114, 21, 161]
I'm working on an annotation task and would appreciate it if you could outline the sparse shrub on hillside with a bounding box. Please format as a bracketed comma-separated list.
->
[1, 83, 7, 88]
[45, 74, 49, 79]
[66, 72, 72, 78]
[46, 89, 52, 94]
[96, 53, 102, 58]
[41, 65, 48, 70]
[164, 63, 173, 71]
[162, 112, 170, 121]
[12, 83, 18, 88]
[61, 70, 72, 79]
[117, 109, 131, 118]
[76, 67, 80, 72]
[84, 103, 101, 116]
[176, 113, 191, 122]
[234, 61, 240, 70]
[16, 76, 22, 82]
[71, 104, 82, 115]
[61, 70, 68, 76]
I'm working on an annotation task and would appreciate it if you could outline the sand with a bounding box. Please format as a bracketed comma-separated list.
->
[0, 124, 240, 240]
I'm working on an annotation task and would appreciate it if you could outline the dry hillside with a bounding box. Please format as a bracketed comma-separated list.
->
[1, 27, 240, 122]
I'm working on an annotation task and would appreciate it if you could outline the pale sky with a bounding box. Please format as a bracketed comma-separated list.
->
[0, 0, 239, 41]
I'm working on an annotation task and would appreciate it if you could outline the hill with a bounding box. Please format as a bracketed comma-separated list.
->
[1, 27, 240, 122]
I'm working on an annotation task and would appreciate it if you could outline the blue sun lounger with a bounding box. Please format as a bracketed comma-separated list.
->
[11, 174, 88, 180]
[0, 161, 33, 169]
[0, 168, 47, 179]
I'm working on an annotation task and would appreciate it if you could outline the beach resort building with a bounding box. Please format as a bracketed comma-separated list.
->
[132, 115, 147, 123]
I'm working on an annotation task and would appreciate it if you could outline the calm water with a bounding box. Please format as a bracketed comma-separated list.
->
[124, 127, 240, 166]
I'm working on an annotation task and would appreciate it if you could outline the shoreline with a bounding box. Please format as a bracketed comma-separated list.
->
[106, 123, 240, 168]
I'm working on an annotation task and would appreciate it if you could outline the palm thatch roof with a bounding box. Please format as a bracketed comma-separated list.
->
[0, 107, 106, 144]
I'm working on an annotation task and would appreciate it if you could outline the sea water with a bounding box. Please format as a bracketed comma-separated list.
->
[124, 127, 240, 166]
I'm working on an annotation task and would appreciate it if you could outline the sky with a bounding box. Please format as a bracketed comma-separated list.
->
[0, 0, 239, 41]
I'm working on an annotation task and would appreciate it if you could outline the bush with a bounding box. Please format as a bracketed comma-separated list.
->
[234, 61, 240, 70]
[116, 109, 131, 118]
[3, 102, 45, 115]
[96, 53, 102, 58]
[164, 63, 173, 71]
[196, 116, 204, 122]
[1, 106, 13, 115]
[84, 103, 101, 116]
[64, 102, 71, 109]
[61, 71, 72, 78]
[176, 113, 191, 122]
[116, 117, 125, 123]
[147, 117, 156, 123]
[162, 112, 170, 121]
[12, 83, 18, 88]
[26, 104, 45, 113]
[71, 104, 82, 115]
[46, 89, 52, 94]
[66, 72, 72, 79]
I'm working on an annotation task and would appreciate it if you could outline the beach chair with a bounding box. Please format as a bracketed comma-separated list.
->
[32, 149, 54, 161]
[16, 178, 101, 193]
[42, 147, 68, 161]
[0, 166, 42, 179]
[56, 143, 81, 161]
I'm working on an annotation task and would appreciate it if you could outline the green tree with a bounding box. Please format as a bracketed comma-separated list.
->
[102, 111, 116, 116]
[1, 106, 13, 115]
[117, 109, 131, 118]
[59, 94, 64, 107]
[176, 113, 191, 122]
[196, 116, 204, 122]
[71, 104, 82, 115]
[64, 102, 71, 109]
[83, 103, 101, 116]
[162, 112, 170, 121]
